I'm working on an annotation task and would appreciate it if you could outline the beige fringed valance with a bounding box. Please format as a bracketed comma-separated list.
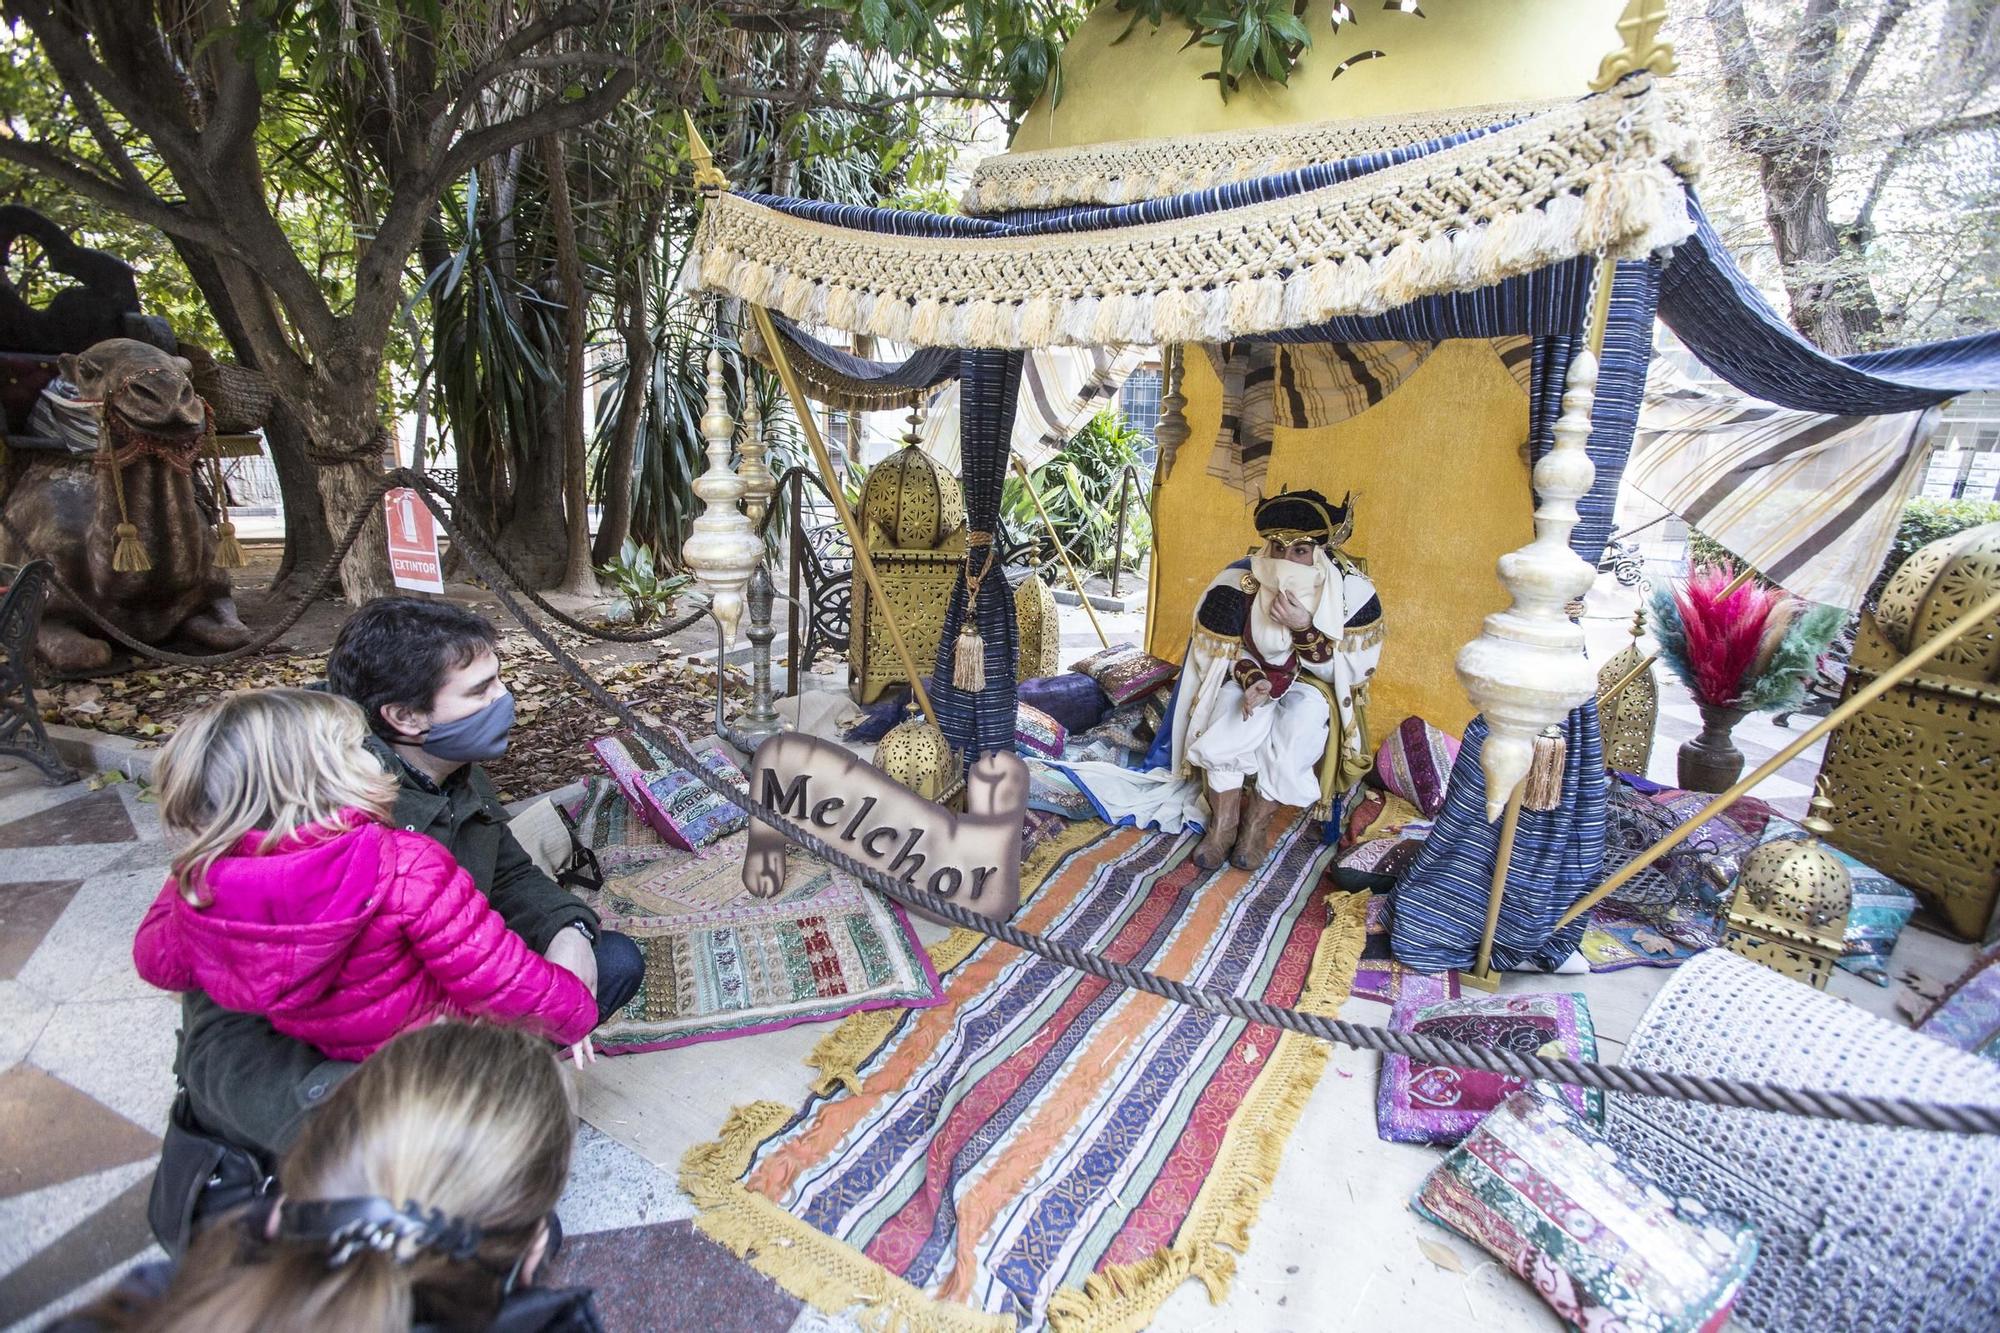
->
[962, 97, 1573, 215]
[690, 76, 1695, 351]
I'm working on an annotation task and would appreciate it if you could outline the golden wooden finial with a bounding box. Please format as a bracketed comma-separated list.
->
[1591, 0, 1676, 92]
[683, 111, 730, 195]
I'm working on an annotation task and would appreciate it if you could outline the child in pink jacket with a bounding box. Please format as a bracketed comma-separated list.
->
[133, 687, 597, 1062]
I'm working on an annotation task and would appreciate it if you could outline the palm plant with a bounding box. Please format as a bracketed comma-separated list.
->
[1002, 410, 1154, 576]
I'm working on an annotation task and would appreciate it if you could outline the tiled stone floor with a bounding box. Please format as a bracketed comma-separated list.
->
[0, 760, 830, 1333]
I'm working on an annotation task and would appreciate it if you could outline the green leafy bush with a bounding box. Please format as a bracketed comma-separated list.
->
[1689, 496, 2000, 606]
[1002, 410, 1154, 577]
[598, 539, 692, 626]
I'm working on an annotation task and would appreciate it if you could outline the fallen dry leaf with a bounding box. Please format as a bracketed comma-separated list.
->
[1417, 1238, 1465, 1274]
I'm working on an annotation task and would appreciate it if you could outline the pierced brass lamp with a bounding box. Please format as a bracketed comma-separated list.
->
[1722, 793, 1852, 991]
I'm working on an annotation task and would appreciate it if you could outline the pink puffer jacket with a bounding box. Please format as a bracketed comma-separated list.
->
[133, 813, 597, 1060]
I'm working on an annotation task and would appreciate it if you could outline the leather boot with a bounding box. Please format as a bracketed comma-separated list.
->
[1231, 790, 1284, 870]
[1192, 784, 1242, 871]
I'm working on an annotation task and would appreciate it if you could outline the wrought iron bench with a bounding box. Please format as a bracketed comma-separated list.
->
[0, 561, 80, 783]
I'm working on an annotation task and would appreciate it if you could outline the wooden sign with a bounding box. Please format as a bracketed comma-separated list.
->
[743, 733, 1029, 924]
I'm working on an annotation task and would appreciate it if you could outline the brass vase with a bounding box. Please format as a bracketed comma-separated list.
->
[1678, 701, 1749, 793]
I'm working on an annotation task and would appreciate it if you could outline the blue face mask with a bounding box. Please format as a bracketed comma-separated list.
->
[410, 690, 516, 763]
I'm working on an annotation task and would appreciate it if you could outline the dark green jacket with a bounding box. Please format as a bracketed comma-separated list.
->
[172, 738, 596, 1159]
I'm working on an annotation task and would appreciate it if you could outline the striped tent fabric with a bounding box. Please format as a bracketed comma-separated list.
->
[1203, 343, 1278, 495]
[919, 345, 1144, 472]
[1389, 703, 1610, 972]
[931, 350, 1027, 764]
[1266, 335, 1532, 433]
[1627, 365, 1939, 609]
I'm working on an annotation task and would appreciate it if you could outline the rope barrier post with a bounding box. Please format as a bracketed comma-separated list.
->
[1556, 584, 2000, 931]
[786, 473, 803, 698]
[1461, 782, 1526, 992]
[750, 302, 938, 731]
[1011, 454, 1111, 650]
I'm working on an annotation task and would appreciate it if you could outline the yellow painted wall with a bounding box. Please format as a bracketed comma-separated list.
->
[1011, 0, 1626, 154]
[1146, 340, 1534, 740]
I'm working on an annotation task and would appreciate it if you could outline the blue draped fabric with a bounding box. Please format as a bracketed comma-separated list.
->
[931, 350, 1026, 763]
[1529, 261, 1662, 568]
[1384, 308, 1618, 974]
[1387, 705, 1608, 972]
[1658, 195, 2000, 413]
[768, 314, 959, 398]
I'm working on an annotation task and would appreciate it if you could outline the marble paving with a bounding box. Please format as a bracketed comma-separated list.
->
[0, 760, 830, 1333]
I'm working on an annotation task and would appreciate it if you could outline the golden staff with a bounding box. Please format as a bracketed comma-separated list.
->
[1555, 586, 2000, 933]
[1010, 454, 1111, 651]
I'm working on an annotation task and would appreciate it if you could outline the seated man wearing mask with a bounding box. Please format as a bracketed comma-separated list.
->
[157, 597, 643, 1248]
[1176, 489, 1384, 870]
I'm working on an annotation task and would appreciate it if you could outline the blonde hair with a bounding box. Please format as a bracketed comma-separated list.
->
[141, 1024, 575, 1333]
[156, 687, 399, 904]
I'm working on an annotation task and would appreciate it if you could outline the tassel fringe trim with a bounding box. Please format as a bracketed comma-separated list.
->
[111, 522, 152, 573]
[1523, 729, 1567, 812]
[691, 78, 1694, 349]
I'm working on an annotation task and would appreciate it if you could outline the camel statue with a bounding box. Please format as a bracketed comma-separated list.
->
[0, 338, 253, 671]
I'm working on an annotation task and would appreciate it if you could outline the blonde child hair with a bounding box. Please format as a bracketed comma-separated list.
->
[137, 1023, 575, 1333]
[156, 687, 399, 904]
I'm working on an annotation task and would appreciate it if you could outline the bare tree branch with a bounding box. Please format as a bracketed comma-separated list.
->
[0, 135, 241, 253]
[1836, 0, 1916, 111]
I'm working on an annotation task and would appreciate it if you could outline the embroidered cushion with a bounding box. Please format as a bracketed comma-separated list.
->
[1015, 703, 1068, 759]
[590, 733, 748, 852]
[1069, 643, 1176, 707]
[1916, 942, 2000, 1063]
[1414, 1089, 1759, 1333]
[563, 777, 681, 873]
[1374, 716, 1460, 817]
[840, 689, 911, 744]
[1018, 672, 1112, 735]
[1081, 695, 1161, 756]
[1378, 992, 1599, 1146]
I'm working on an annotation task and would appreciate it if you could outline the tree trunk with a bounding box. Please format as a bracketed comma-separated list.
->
[541, 133, 598, 597]
[1756, 158, 1885, 356]
[591, 260, 650, 566]
[166, 239, 337, 597]
[314, 452, 394, 604]
[263, 398, 337, 597]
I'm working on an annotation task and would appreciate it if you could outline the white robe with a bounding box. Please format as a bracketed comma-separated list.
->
[1061, 548, 1383, 833]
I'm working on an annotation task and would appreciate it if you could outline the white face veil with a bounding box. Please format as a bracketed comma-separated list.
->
[1245, 548, 1346, 663]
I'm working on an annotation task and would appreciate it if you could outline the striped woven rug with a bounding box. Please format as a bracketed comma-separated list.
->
[683, 819, 1366, 1332]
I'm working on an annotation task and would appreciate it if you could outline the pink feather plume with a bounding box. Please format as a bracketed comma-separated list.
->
[1672, 562, 1787, 708]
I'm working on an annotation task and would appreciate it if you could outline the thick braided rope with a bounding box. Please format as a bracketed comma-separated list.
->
[409, 480, 2000, 1138]
[0, 470, 707, 665]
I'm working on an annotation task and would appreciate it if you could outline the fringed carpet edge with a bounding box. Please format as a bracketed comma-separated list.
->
[679, 821, 1366, 1332]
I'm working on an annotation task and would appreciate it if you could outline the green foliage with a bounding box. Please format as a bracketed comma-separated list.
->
[1002, 410, 1153, 576]
[598, 538, 693, 625]
[1745, 601, 1847, 712]
[1689, 496, 2000, 607]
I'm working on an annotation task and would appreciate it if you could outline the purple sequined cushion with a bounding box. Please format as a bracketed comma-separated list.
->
[1069, 644, 1177, 707]
[1018, 672, 1113, 734]
[591, 733, 748, 852]
[1377, 992, 1599, 1146]
[1015, 703, 1069, 759]
[1374, 716, 1460, 817]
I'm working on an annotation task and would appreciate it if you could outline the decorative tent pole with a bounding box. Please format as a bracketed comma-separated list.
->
[683, 338, 766, 647]
[1145, 344, 1189, 653]
[1460, 1, 1680, 986]
[752, 301, 941, 730]
[1010, 454, 1112, 651]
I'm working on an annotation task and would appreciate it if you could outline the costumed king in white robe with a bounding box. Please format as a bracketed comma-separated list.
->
[1058, 489, 1383, 863]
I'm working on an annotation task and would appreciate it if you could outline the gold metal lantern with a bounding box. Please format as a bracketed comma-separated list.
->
[1596, 608, 1658, 775]
[1723, 795, 1852, 990]
[849, 422, 969, 704]
[875, 714, 963, 807]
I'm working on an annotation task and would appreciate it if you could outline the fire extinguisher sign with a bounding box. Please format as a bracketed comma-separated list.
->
[383, 488, 445, 593]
